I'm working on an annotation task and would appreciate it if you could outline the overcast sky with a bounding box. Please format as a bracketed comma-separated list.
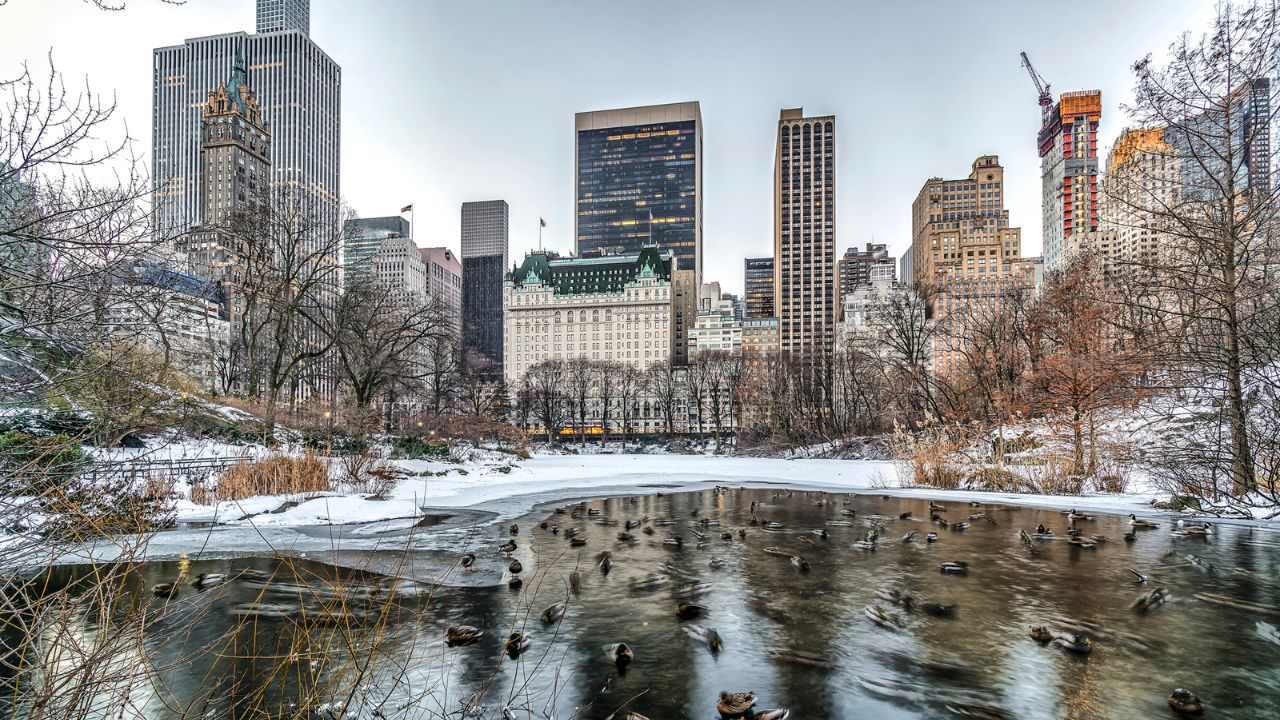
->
[4, 0, 1217, 293]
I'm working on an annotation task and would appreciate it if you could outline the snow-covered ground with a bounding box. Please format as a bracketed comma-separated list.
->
[174, 452, 1176, 529]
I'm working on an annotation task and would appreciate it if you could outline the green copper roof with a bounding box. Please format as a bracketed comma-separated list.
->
[511, 245, 672, 295]
[224, 49, 250, 115]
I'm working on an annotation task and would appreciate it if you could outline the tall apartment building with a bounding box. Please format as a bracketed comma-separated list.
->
[838, 242, 895, 298]
[256, 0, 309, 34]
[743, 256, 775, 318]
[911, 155, 1040, 375]
[575, 102, 702, 364]
[774, 108, 837, 357]
[460, 200, 509, 375]
[177, 58, 271, 326]
[344, 216, 410, 285]
[899, 247, 914, 288]
[421, 246, 463, 319]
[1168, 78, 1272, 200]
[153, 0, 341, 243]
[503, 245, 674, 385]
[1039, 90, 1102, 272]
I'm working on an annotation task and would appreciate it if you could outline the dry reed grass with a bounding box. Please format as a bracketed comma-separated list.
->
[198, 452, 331, 503]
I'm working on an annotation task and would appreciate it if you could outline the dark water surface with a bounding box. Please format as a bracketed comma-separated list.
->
[12, 488, 1280, 719]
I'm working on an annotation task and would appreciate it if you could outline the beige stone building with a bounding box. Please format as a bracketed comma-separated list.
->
[503, 246, 674, 385]
[910, 155, 1041, 376]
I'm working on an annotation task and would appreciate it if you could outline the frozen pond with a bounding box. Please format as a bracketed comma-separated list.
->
[8, 487, 1280, 719]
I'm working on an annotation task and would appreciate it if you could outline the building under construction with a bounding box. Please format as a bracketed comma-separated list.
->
[1038, 90, 1102, 273]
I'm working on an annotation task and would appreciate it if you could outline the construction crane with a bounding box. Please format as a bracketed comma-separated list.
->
[1020, 51, 1054, 126]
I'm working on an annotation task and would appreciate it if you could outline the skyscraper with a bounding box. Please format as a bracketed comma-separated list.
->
[153, 0, 340, 243]
[1039, 90, 1102, 272]
[774, 108, 836, 357]
[461, 200, 509, 376]
[256, 0, 309, 35]
[575, 101, 702, 364]
[743, 257, 774, 319]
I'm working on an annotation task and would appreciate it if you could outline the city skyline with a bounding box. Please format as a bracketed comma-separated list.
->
[1, 0, 1217, 294]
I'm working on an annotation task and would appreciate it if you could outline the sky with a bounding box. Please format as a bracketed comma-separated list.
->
[2, 0, 1219, 294]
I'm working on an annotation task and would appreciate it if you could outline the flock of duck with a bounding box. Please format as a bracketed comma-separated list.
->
[141, 488, 1261, 718]
[428, 489, 1245, 719]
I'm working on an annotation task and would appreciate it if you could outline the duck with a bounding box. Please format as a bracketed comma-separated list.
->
[539, 521, 549, 530]
[540, 603, 566, 624]
[875, 588, 915, 611]
[754, 710, 790, 720]
[898, 511, 912, 520]
[587, 508, 601, 515]
[1056, 632, 1093, 655]
[1019, 529, 1036, 553]
[509, 523, 519, 535]
[738, 528, 748, 539]
[1128, 569, 1150, 584]
[618, 531, 635, 542]
[508, 576, 523, 589]
[505, 631, 530, 656]
[685, 624, 724, 652]
[1128, 514, 1159, 529]
[192, 573, 226, 590]
[1167, 688, 1205, 716]
[926, 532, 939, 543]
[499, 540, 517, 555]
[952, 522, 972, 531]
[939, 561, 968, 575]
[764, 521, 784, 530]
[716, 691, 757, 718]
[605, 642, 634, 672]
[570, 537, 587, 547]
[790, 556, 811, 572]
[709, 557, 727, 570]
[152, 582, 180, 599]
[931, 514, 949, 529]
[663, 536, 684, 549]
[1183, 522, 1213, 537]
[624, 519, 641, 530]
[1028, 625, 1055, 643]
[720, 531, 734, 540]
[1068, 536, 1097, 548]
[446, 625, 483, 647]
[920, 602, 957, 617]
[854, 539, 877, 551]
[1123, 530, 1137, 542]
[929, 502, 948, 512]
[1035, 524, 1052, 535]
[865, 605, 904, 630]
[901, 531, 917, 543]
[509, 559, 523, 575]
[676, 603, 708, 620]
[642, 526, 655, 535]
[1065, 509, 1090, 521]
[1131, 587, 1169, 614]
[550, 525, 560, 535]
[841, 509, 857, 517]
[599, 555, 614, 574]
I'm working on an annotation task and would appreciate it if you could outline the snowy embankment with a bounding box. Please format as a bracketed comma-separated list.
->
[173, 452, 1177, 530]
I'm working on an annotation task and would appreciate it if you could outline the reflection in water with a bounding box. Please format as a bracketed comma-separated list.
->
[4, 488, 1280, 719]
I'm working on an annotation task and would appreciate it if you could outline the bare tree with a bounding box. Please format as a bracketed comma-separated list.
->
[524, 359, 569, 444]
[331, 278, 450, 430]
[596, 360, 621, 445]
[565, 357, 594, 446]
[616, 364, 643, 450]
[1112, 0, 1280, 502]
[646, 362, 680, 437]
[867, 282, 943, 423]
[229, 196, 344, 416]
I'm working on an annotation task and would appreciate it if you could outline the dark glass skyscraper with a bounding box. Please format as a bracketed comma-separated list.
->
[744, 256, 775, 319]
[461, 200, 508, 377]
[576, 102, 702, 364]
